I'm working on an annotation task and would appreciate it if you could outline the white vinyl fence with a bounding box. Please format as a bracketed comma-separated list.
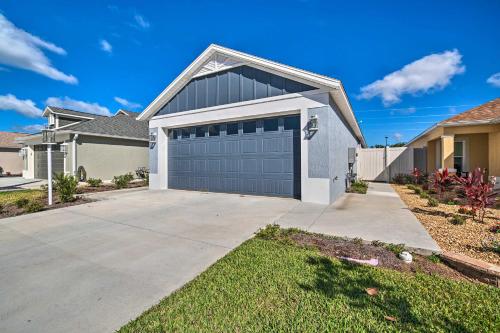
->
[356, 147, 415, 182]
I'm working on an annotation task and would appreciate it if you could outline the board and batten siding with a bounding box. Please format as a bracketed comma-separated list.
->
[356, 147, 414, 182]
[155, 65, 317, 117]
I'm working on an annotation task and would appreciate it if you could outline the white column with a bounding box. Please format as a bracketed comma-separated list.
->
[47, 145, 53, 205]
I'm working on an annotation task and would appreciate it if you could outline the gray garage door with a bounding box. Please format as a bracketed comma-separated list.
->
[168, 115, 301, 198]
[34, 145, 64, 179]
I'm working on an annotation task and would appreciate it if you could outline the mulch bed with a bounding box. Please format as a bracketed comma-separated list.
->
[76, 181, 146, 194]
[291, 232, 473, 283]
[0, 196, 92, 219]
[392, 184, 500, 266]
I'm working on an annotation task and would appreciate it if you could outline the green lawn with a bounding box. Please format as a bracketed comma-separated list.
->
[120, 238, 500, 333]
[0, 190, 45, 205]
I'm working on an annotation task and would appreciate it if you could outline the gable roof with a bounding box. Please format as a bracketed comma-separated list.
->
[60, 113, 148, 140]
[137, 44, 365, 146]
[0, 131, 29, 148]
[440, 98, 500, 126]
[43, 106, 107, 120]
[407, 97, 500, 145]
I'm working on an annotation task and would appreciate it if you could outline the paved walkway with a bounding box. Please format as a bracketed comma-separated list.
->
[0, 177, 46, 190]
[277, 182, 440, 254]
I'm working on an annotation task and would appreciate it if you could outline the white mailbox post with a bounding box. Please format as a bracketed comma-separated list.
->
[42, 129, 56, 205]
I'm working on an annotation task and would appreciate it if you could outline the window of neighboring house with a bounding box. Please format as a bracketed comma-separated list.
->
[208, 125, 220, 137]
[48, 114, 55, 127]
[454, 141, 465, 174]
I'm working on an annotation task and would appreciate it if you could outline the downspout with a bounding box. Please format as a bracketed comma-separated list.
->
[72, 134, 79, 176]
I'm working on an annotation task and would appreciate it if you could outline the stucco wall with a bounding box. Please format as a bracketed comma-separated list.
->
[455, 133, 489, 173]
[489, 131, 500, 177]
[305, 100, 358, 203]
[0, 148, 23, 174]
[76, 135, 148, 180]
[328, 100, 358, 202]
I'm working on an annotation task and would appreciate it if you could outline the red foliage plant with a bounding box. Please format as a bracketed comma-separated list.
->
[454, 168, 497, 222]
[432, 168, 453, 198]
[412, 168, 422, 185]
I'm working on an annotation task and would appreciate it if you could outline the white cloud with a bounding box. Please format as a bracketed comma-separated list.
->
[0, 94, 42, 117]
[358, 49, 465, 106]
[0, 14, 77, 84]
[45, 96, 111, 116]
[18, 124, 45, 132]
[99, 39, 112, 53]
[487, 72, 500, 87]
[393, 132, 403, 141]
[133, 14, 150, 29]
[114, 96, 142, 109]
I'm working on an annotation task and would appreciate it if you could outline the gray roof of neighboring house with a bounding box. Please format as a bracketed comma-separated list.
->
[62, 113, 148, 140]
[47, 106, 107, 119]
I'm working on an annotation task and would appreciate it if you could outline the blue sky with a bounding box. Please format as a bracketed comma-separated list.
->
[0, 0, 499, 145]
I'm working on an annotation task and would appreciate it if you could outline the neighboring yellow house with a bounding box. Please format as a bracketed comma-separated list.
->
[407, 98, 500, 180]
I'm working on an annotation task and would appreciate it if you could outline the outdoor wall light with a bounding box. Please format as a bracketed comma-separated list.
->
[308, 115, 319, 132]
[60, 143, 68, 154]
[149, 132, 157, 149]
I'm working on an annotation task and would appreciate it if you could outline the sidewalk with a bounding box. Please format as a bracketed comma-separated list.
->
[276, 182, 441, 254]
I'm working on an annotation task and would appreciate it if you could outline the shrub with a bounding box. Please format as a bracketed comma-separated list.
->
[489, 224, 500, 234]
[455, 168, 497, 222]
[0, 203, 3, 213]
[427, 253, 441, 263]
[407, 184, 416, 191]
[385, 243, 405, 256]
[482, 237, 500, 254]
[25, 200, 44, 213]
[413, 187, 422, 195]
[0, 166, 3, 176]
[349, 180, 368, 194]
[15, 197, 29, 208]
[419, 191, 430, 199]
[450, 214, 466, 225]
[458, 206, 475, 215]
[87, 178, 102, 187]
[135, 167, 149, 180]
[392, 173, 414, 185]
[53, 173, 79, 203]
[255, 224, 281, 240]
[113, 174, 132, 189]
[427, 197, 439, 207]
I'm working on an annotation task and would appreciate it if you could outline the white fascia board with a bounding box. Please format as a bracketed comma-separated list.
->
[55, 130, 149, 142]
[330, 84, 367, 147]
[137, 44, 341, 121]
[149, 91, 330, 129]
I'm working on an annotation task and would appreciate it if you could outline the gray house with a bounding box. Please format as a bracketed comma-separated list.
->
[18, 107, 149, 180]
[138, 45, 366, 204]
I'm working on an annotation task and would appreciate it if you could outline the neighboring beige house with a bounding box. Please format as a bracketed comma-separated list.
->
[17, 107, 149, 180]
[0, 131, 29, 175]
[407, 98, 500, 181]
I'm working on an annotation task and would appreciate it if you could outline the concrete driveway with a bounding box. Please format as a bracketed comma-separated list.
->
[0, 189, 299, 333]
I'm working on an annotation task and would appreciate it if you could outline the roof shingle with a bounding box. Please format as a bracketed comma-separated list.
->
[441, 98, 500, 125]
[0, 131, 29, 148]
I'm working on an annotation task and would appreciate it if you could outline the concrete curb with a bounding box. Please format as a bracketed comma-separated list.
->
[440, 251, 500, 287]
[79, 186, 148, 199]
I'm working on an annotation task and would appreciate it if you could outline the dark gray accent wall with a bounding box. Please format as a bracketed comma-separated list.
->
[58, 116, 81, 127]
[155, 65, 317, 117]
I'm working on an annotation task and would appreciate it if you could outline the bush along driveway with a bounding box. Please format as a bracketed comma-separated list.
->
[0, 173, 147, 219]
[120, 227, 500, 333]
